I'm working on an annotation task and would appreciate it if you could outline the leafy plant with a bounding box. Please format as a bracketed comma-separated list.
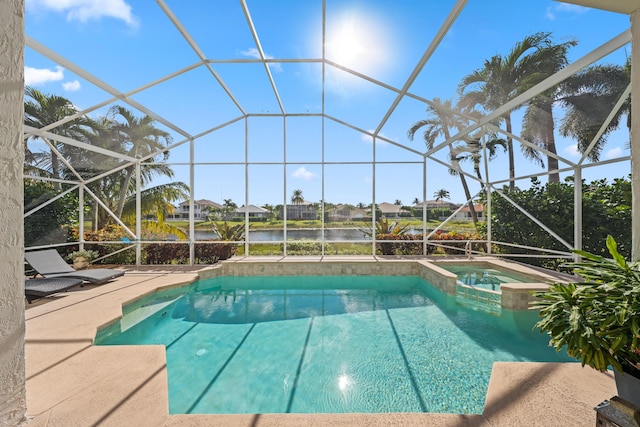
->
[211, 221, 245, 241]
[68, 249, 99, 261]
[360, 217, 411, 238]
[533, 236, 640, 376]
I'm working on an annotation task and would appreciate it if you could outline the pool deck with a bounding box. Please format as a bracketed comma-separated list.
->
[24, 258, 615, 426]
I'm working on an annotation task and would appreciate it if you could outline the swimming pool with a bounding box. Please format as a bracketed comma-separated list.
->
[95, 275, 570, 415]
[438, 264, 538, 291]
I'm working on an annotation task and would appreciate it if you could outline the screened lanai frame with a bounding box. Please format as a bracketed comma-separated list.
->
[22, 0, 633, 265]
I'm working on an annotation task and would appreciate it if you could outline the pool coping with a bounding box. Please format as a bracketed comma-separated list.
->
[24, 258, 615, 426]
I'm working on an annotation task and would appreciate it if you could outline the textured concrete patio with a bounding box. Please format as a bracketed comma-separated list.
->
[24, 260, 615, 426]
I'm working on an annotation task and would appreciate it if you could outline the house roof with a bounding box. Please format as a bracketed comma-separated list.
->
[377, 202, 402, 213]
[237, 204, 268, 213]
[459, 204, 485, 213]
[179, 199, 224, 209]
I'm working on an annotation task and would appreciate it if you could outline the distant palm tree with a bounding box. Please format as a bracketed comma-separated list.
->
[412, 197, 420, 206]
[394, 199, 402, 206]
[434, 189, 450, 202]
[433, 188, 450, 222]
[408, 98, 478, 226]
[222, 198, 238, 219]
[262, 204, 277, 221]
[291, 189, 304, 205]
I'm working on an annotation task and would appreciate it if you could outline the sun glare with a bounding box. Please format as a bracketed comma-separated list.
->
[325, 9, 390, 76]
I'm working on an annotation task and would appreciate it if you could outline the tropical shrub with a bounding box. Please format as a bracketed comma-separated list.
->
[534, 236, 640, 376]
[375, 231, 484, 256]
[24, 181, 78, 246]
[485, 176, 631, 268]
[283, 240, 323, 255]
[68, 224, 137, 264]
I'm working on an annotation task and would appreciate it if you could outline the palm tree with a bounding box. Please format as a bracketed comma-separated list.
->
[412, 197, 420, 206]
[558, 60, 630, 161]
[24, 87, 99, 185]
[451, 132, 506, 187]
[262, 204, 277, 222]
[108, 105, 173, 219]
[520, 36, 577, 182]
[434, 189, 450, 201]
[433, 188, 450, 221]
[222, 198, 238, 219]
[408, 98, 479, 226]
[120, 182, 190, 238]
[291, 189, 304, 205]
[394, 199, 402, 206]
[458, 33, 574, 188]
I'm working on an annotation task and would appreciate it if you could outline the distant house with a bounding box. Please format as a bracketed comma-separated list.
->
[453, 204, 484, 221]
[327, 205, 367, 221]
[279, 201, 317, 220]
[415, 199, 460, 210]
[235, 204, 268, 219]
[377, 202, 402, 218]
[176, 199, 224, 220]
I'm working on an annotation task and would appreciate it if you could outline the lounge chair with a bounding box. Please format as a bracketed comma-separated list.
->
[25, 249, 125, 285]
[24, 277, 84, 303]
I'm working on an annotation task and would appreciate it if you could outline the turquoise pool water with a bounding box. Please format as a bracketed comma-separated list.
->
[439, 264, 537, 291]
[95, 275, 570, 414]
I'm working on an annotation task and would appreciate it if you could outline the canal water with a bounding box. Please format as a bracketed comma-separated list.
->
[193, 228, 424, 241]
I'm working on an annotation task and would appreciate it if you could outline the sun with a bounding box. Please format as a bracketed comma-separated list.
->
[326, 20, 366, 67]
[325, 10, 390, 75]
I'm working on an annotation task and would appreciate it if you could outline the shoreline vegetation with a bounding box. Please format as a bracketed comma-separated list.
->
[168, 219, 478, 232]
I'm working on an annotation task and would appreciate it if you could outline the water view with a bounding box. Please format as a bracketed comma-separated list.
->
[194, 228, 424, 241]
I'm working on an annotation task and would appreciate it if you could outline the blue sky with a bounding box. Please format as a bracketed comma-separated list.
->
[24, 0, 631, 207]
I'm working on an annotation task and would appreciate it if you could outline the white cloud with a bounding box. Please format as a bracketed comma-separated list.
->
[545, 3, 588, 20]
[291, 166, 316, 181]
[564, 144, 581, 157]
[24, 65, 64, 86]
[239, 47, 283, 72]
[605, 146, 624, 159]
[26, 0, 138, 27]
[556, 3, 589, 13]
[62, 80, 81, 91]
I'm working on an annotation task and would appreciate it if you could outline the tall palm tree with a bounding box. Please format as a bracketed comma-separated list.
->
[451, 132, 506, 187]
[520, 36, 577, 182]
[412, 197, 420, 206]
[291, 189, 304, 205]
[24, 87, 99, 185]
[408, 98, 479, 226]
[458, 33, 574, 187]
[558, 60, 630, 161]
[108, 105, 173, 219]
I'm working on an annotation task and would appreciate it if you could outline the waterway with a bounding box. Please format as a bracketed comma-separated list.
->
[193, 227, 425, 241]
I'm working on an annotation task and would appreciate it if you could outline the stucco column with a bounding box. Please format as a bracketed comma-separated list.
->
[632, 9, 640, 261]
[0, 0, 27, 425]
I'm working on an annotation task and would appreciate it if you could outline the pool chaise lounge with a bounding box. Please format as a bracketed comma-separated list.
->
[24, 277, 84, 303]
[25, 249, 125, 285]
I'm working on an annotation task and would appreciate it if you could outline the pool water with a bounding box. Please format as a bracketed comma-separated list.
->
[439, 265, 536, 291]
[95, 275, 570, 415]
